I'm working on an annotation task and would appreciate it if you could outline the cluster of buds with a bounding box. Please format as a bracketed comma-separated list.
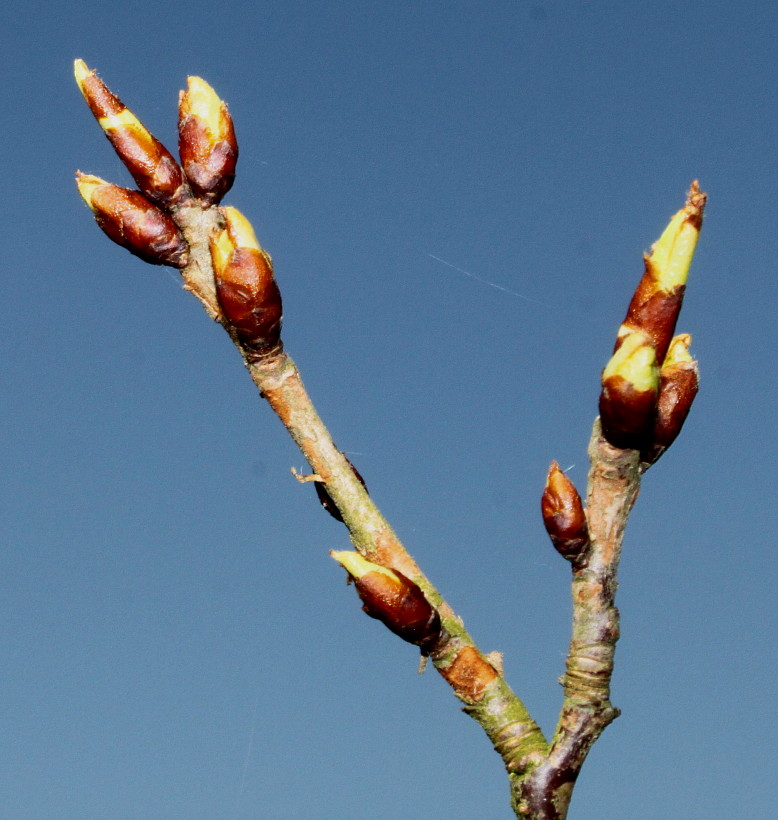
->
[598, 182, 705, 460]
[330, 551, 442, 652]
[541, 461, 589, 564]
[75, 60, 283, 354]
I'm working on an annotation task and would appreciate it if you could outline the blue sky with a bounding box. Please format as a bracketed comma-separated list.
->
[2, 2, 776, 818]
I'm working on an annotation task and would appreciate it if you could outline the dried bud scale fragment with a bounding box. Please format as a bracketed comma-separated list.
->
[330, 551, 442, 650]
[210, 207, 283, 352]
[599, 330, 660, 451]
[315, 456, 367, 522]
[178, 76, 238, 204]
[641, 334, 700, 467]
[76, 173, 189, 268]
[74, 59, 187, 207]
[617, 181, 706, 364]
[541, 461, 589, 562]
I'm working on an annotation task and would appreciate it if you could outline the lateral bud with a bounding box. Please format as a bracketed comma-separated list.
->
[76, 172, 189, 267]
[178, 76, 238, 204]
[74, 59, 187, 207]
[330, 551, 442, 650]
[616, 181, 706, 363]
[599, 330, 660, 450]
[641, 334, 700, 467]
[210, 207, 283, 352]
[541, 461, 589, 562]
[314, 455, 367, 522]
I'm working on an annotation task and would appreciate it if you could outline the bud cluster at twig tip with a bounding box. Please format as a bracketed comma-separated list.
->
[210, 207, 283, 352]
[599, 183, 706, 455]
[74, 60, 187, 207]
[641, 334, 699, 467]
[541, 461, 589, 563]
[315, 455, 367, 522]
[330, 551, 442, 650]
[76, 172, 189, 268]
[178, 76, 238, 204]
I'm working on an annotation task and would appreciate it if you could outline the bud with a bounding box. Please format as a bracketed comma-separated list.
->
[599, 330, 660, 450]
[210, 207, 282, 351]
[74, 59, 187, 207]
[616, 181, 706, 363]
[330, 551, 442, 649]
[541, 461, 589, 562]
[641, 334, 699, 466]
[315, 455, 367, 522]
[76, 172, 189, 267]
[178, 76, 238, 204]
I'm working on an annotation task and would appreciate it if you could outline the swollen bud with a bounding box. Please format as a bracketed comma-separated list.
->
[178, 76, 238, 204]
[541, 461, 589, 562]
[599, 330, 660, 450]
[616, 181, 706, 363]
[210, 207, 283, 352]
[641, 334, 699, 467]
[76, 172, 189, 267]
[74, 59, 187, 207]
[330, 551, 442, 650]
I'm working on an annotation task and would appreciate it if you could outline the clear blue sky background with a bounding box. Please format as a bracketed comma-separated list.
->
[2, 2, 776, 818]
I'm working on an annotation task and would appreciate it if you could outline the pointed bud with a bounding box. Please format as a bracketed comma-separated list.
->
[599, 330, 660, 450]
[314, 455, 367, 522]
[74, 59, 187, 207]
[210, 207, 282, 351]
[178, 76, 238, 204]
[330, 551, 442, 649]
[641, 334, 699, 466]
[541, 462, 589, 562]
[617, 181, 706, 363]
[76, 172, 189, 267]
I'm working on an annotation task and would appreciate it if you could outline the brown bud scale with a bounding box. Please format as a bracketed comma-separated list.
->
[353, 569, 442, 649]
[620, 268, 685, 364]
[81, 177, 188, 267]
[76, 63, 186, 206]
[178, 106, 237, 204]
[214, 248, 283, 351]
[541, 461, 589, 561]
[641, 359, 699, 466]
[599, 375, 658, 451]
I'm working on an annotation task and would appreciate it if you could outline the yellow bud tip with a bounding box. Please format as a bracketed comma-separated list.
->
[664, 333, 693, 366]
[649, 182, 707, 289]
[184, 76, 223, 134]
[210, 226, 235, 272]
[603, 332, 659, 391]
[75, 171, 107, 211]
[330, 550, 392, 580]
[73, 58, 91, 88]
[222, 206, 261, 251]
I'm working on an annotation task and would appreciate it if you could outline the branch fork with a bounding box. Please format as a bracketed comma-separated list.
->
[74, 61, 706, 819]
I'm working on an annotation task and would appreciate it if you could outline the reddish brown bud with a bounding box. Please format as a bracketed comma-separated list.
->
[74, 59, 187, 207]
[314, 455, 367, 522]
[541, 461, 589, 562]
[616, 182, 706, 363]
[641, 334, 700, 466]
[210, 207, 282, 352]
[178, 76, 238, 204]
[599, 330, 660, 450]
[330, 551, 442, 649]
[76, 173, 189, 267]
